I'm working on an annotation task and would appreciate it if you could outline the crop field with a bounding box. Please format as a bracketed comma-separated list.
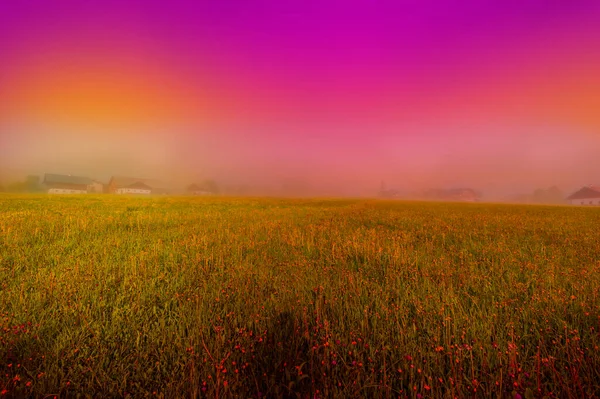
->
[1, 195, 600, 398]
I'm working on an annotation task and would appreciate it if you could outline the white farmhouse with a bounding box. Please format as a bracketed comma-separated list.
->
[566, 185, 600, 205]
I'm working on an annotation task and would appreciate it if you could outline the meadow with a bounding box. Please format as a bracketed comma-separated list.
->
[1, 195, 599, 398]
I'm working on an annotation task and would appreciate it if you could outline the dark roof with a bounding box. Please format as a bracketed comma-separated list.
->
[43, 173, 92, 186]
[567, 186, 600, 200]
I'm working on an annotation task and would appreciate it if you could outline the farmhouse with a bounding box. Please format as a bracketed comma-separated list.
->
[108, 176, 170, 195]
[116, 181, 153, 195]
[43, 173, 92, 194]
[566, 186, 600, 205]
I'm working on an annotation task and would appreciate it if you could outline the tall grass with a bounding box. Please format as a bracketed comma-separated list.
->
[1, 195, 599, 397]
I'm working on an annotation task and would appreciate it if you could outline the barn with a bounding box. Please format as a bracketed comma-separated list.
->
[566, 186, 600, 205]
[108, 176, 170, 195]
[43, 173, 92, 194]
[116, 181, 153, 195]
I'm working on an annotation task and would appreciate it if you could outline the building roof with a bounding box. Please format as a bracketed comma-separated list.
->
[109, 176, 170, 190]
[567, 186, 600, 200]
[43, 173, 92, 186]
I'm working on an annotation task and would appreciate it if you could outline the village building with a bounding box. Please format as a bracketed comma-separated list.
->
[115, 181, 153, 195]
[108, 176, 171, 195]
[43, 173, 92, 194]
[566, 185, 600, 205]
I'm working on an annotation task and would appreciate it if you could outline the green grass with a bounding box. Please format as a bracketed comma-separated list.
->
[1, 194, 600, 398]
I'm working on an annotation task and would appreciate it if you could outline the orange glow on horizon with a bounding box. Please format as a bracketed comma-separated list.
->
[1, 57, 220, 130]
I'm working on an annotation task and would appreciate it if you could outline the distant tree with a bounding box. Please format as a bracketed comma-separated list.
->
[203, 179, 219, 194]
[7, 181, 27, 193]
[26, 175, 41, 192]
[546, 186, 564, 203]
[533, 188, 545, 202]
[532, 186, 564, 204]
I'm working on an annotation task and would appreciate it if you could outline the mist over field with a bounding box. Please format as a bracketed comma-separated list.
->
[2, 120, 600, 199]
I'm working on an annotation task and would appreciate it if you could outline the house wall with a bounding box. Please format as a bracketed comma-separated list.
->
[570, 198, 600, 205]
[116, 188, 152, 195]
[46, 183, 88, 194]
[48, 188, 86, 194]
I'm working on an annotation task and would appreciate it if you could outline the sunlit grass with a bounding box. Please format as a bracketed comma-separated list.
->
[1, 194, 599, 397]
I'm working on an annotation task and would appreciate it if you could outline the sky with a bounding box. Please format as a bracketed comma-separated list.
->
[1, 0, 600, 197]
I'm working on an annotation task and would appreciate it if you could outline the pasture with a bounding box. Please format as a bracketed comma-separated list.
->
[1, 195, 599, 397]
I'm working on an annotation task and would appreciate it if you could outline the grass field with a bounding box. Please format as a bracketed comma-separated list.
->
[1, 195, 600, 398]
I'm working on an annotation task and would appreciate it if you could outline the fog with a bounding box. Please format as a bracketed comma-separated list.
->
[1, 117, 599, 200]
